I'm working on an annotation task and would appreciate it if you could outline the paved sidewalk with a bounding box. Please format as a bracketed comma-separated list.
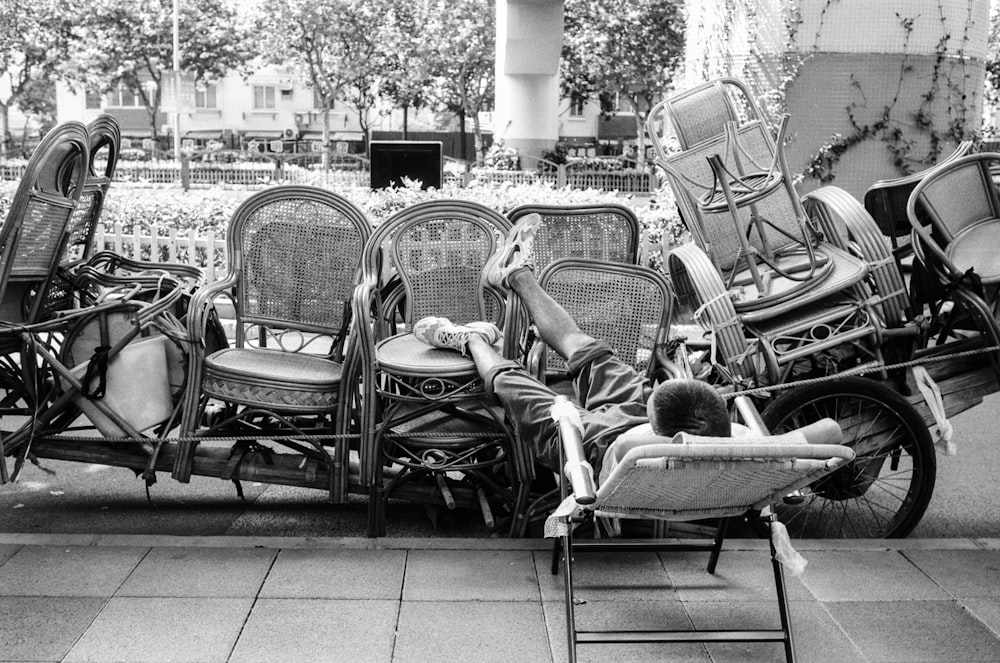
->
[1, 534, 999, 663]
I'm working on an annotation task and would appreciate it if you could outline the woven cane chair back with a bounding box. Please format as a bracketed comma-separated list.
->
[656, 77, 761, 152]
[40, 116, 123, 318]
[507, 203, 641, 270]
[380, 199, 511, 327]
[535, 258, 673, 380]
[229, 186, 371, 347]
[64, 114, 120, 264]
[0, 121, 89, 318]
[911, 155, 1000, 245]
[660, 121, 794, 272]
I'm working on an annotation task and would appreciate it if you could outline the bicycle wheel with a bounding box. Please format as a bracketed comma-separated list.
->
[760, 376, 936, 538]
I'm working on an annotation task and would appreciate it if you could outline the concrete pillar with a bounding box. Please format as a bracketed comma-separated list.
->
[495, 0, 563, 159]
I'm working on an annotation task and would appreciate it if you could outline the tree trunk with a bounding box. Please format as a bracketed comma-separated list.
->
[0, 103, 9, 159]
[458, 107, 467, 161]
[402, 105, 409, 140]
[322, 106, 331, 171]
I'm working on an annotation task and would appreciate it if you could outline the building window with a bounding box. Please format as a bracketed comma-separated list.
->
[85, 90, 103, 110]
[569, 93, 585, 118]
[195, 84, 218, 109]
[106, 85, 142, 108]
[253, 85, 276, 110]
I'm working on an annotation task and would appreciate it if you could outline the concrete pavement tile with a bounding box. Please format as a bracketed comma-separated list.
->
[535, 550, 674, 603]
[229, 598, 398, 663]
[394, 600, 551, 663]
[661, 550, 813, 602]
[259, 548, 405, 599]
[542, 598, 709, 663]
[797, 550, 950, 601]
[962, 598, 1000, 638]
[903, 549, 1000, 598]
[0, 544, 19, 565]
[825, 600, 1000, 662]
[63, 596, 253, 663]
[0, 596, 107, 662]
[116, 545, 275, 597]
[403, 549, 539, 601]
[0, 545, 147, 597]
[685, 600, 866, 663]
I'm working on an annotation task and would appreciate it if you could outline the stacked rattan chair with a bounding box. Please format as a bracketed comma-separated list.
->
[353, 199, 534, 536]
[548, 397, 855, 663]
[174, 186, 371, 502]
[905, 151, 1000, 380]
[647, 78, 889, 385]
[0, 122, 193, 483]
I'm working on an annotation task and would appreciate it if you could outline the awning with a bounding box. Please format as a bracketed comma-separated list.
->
[300, 131, 365, 141]
[241, 130, 284, 140]
[184, 129, 223, 139]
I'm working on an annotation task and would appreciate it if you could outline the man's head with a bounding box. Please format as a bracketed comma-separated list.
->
[647, 379, 730, 438]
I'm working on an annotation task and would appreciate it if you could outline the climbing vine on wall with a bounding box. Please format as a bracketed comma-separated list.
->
[806, 2, 980, 181]
[687, 0, 983, 183]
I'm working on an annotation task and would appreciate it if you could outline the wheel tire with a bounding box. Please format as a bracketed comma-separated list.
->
[759, 376, 936, 538]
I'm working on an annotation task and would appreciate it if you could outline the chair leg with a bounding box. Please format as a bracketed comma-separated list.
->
[768, 517, 797, 663]
[551, 536, 562, 575]
[707, 517, 730, 574]
[561, 530, 579, 663]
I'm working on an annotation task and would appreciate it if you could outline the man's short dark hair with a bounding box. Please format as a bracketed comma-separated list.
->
[647, 379, 730, 437]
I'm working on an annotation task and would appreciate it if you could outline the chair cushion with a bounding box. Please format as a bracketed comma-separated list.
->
[202, 347, 342, 410]
[946, 219, 1000, 284]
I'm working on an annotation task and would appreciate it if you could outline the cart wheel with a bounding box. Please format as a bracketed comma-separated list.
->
[759, 376, 936, 538]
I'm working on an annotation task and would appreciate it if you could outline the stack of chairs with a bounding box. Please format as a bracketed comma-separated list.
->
[647, 77, 892, 386]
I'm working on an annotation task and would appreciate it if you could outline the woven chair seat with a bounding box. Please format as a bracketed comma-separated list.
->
[202, 347, 342, 411]
[735, 244, 868, 321]
[375, 332, 497, 377]
[945, 219, 1000, 284]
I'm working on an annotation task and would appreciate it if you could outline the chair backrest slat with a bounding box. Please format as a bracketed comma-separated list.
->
[508, 204, 641, 270]
[229, 186, 371, 341]
[538, 258, 673, 379]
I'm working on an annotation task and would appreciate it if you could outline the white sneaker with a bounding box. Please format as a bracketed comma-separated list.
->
[412, 317, 502, 355]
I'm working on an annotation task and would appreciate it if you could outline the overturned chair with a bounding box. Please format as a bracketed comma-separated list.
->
[547, 394, 855, 663]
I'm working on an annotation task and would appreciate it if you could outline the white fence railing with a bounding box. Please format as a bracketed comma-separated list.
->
[93, 222, 671, 283]
[93, 223, 228, 282]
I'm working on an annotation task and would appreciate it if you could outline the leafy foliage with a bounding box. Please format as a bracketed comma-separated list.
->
[0, 0, 73, 156]
[63, 0, 251, 139]
[561, 0, 685, 165]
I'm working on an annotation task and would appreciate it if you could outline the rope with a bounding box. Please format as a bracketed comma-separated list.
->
[721, 342, 1000, 400]
[33, 430, 506, 445]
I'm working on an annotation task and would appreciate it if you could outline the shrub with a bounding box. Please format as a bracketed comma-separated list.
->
[0, 178, 686, 271]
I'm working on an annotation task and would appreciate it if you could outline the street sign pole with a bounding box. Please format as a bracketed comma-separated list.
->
[173, 0, 182, 162]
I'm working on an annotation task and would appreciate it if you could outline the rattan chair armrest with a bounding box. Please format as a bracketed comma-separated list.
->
[185, 273, 238, 348]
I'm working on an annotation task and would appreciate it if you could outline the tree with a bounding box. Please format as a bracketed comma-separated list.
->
[378, 0, 434, 139]
[985, 1, 1000, 122]
[65, 0, 250, 141]
[425, 0, 495, 161]
[562, 0, 685, 167]
[0, 0, 72, 157]
[257, 0, 393, 155]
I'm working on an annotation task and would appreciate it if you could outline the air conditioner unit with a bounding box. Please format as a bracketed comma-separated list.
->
[283, 127, 298, 139]
[293, 113, 306, 125]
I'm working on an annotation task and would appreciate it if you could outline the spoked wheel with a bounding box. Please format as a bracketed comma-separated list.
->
[759, 376, 936, 538]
